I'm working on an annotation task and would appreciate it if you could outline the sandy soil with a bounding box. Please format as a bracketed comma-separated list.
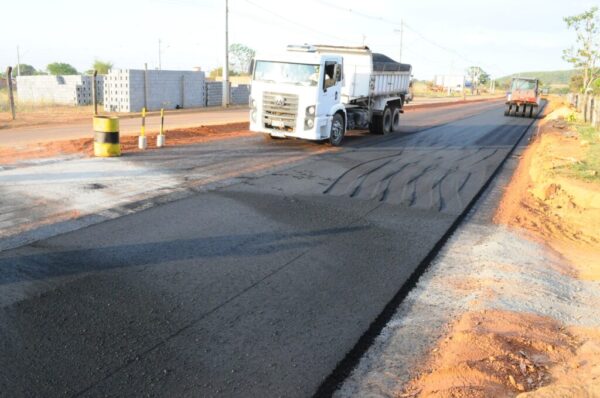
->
[494, 103, 600, 280]
[396, 100, 600, 398]
[0, 105, 95, 130]
[0, 122, 252, 165]
[401, 310, 579, 397]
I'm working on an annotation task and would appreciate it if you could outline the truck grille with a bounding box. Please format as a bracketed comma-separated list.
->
[263, 92, 298, 132]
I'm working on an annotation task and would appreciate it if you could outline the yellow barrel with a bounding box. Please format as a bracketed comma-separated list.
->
[93, 116, 121, 157]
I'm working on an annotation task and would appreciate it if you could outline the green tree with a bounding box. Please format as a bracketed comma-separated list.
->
[209, 66, 240, 79]
[91, 59, 113, 74]
[47, 62, 78, 75]
[569, 74, 584, 92]
[479, 71, 491, 85]
[229, 43, 255, 74]
[466, 66, 488, 93]
[14, 63, 37, 76]
[563, 6, 599, 93]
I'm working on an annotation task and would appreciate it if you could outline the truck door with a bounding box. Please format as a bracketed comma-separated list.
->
[318, 60, 342, 116]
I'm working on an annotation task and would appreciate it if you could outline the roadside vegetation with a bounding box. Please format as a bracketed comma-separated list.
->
[569, 121, 600, 182]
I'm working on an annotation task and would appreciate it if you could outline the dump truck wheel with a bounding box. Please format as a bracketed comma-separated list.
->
[529, 105, 534, 118]
[504, 104, 511, 116]
[391, 106, 401, 132]
[329, 113, 345, 146]
[369, 115, 383, 135]
[381, 106, 393, 135]
[514, 105, 519, 117]
[521, 106, 527, 117]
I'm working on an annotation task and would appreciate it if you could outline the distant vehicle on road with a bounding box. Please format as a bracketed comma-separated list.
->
[249, 44, 412, 146]
[504, 77, 540, 118]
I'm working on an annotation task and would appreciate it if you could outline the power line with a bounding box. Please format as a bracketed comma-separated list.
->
[241, 0, 348, 42]
[311, 0, 509, 76]
[313, 0, 402, 27]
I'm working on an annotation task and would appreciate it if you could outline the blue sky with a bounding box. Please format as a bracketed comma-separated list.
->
[1, 0, 596, 79]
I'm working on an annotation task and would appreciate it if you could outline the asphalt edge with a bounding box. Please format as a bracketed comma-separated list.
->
[313, 100, 549, 397]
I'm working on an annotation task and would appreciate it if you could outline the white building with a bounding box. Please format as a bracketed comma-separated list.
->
[433, 74, 465, 92]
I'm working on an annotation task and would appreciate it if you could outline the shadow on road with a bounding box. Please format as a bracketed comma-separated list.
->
[0, 225, 367, 285]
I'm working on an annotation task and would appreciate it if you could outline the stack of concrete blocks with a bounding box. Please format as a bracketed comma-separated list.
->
[75, 75, 104, 105]
[231, 84, 250, 105]
[103, 69, 205, 113]
[205, 81, 223, 107]
[16, 75, 105, 105]
[205, 81, 250, 106]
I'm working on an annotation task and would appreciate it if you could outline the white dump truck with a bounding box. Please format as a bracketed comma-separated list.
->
[249, 45, 412, 146]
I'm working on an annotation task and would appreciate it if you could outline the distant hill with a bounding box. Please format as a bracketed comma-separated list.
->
[497, 70, 576, 86]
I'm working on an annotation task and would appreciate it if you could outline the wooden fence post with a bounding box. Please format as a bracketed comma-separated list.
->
[5, 67, 16, 120]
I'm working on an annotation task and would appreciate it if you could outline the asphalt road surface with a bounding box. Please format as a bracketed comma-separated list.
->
[0, 100, 540, 397]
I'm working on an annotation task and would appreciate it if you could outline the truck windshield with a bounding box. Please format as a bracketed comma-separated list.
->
[512, 80, 537, 90]
[253, 61, 320, 86]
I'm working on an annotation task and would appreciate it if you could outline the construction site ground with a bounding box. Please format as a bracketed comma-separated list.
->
[1, 96, 541, 396]
[337, 99, 600, 397]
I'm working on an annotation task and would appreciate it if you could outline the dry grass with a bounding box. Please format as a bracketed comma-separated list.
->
[0, 89, 95, 129]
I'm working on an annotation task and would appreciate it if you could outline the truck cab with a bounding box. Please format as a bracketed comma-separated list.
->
[249, 50, 345, 144]
[250, 45, 412, 146]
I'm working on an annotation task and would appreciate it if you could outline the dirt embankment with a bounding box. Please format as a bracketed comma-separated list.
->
[0, 122, 251, 165]
[398, 100, 600, 398]
[494, 103, 600, 280]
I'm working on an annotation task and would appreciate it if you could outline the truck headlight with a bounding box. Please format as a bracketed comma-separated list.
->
[306, 105, 315, 116]
[251, 110, 257, 122]
[250, 97, 256, 109]
[304, 117, 314, 130]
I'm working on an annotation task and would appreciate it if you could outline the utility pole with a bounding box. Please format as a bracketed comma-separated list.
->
[399, 19, 403, 63]
[222, 0, 230, 107]
[158, 39, 162, 70]
[393, 19, 404, 63]
[16, 45, 21, 76]
[6, 67, 16, 120]
[144, 63, 148, 110]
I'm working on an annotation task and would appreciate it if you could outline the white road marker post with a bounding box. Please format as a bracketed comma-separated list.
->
[157, 108, 165, 147]
[139, 107, 148, 149]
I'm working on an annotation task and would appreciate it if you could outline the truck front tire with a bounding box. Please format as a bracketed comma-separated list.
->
[329, 113, 345, 146]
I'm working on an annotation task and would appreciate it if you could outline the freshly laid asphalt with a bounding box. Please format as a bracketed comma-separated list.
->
[0, 100, 539, 397]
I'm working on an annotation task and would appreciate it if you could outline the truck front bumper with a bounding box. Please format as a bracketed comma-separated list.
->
[250, 113, 331, 141]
